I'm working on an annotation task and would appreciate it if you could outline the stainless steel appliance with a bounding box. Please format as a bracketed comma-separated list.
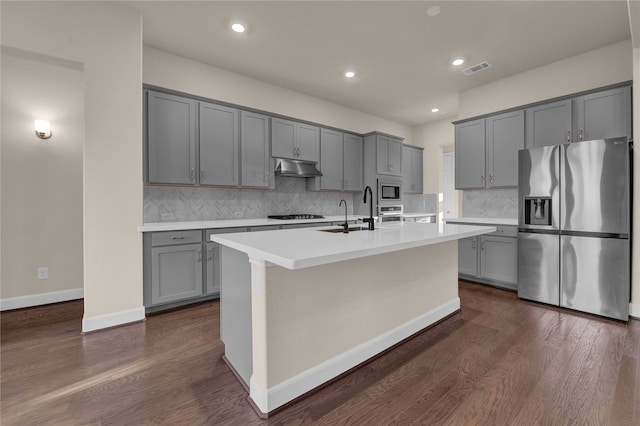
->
[268, 214, 325, 220]
[378, 205, 403, 222]
[518, 137, 631, 320]
[378, 178, 402, 203]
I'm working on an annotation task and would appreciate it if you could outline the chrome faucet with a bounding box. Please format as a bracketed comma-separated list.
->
[339, 199, 349, 233]
[363, 186, 374, 230]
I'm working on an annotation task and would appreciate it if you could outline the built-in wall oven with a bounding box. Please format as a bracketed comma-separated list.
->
[378, 178, 402, 204]
[378, 205, 403, 222]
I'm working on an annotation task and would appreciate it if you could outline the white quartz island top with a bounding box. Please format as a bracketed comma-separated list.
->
[210, 222, 495, 270]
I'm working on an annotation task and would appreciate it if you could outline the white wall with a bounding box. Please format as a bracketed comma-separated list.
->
[143, 47, 412, 144]
[1, 48, 84, 307]
[458, 39, 633, 120]
[1, 2, 144, 331]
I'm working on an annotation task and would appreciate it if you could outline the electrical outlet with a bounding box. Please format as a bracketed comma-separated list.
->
[234, 212, 243, 218]
[160, 213, 174, 221]
[37, 267, 48, 280]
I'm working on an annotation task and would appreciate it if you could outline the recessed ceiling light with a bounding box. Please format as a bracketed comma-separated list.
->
[345, 71, 356, 78]
[431, 108, 440, 113]
[452, 58, 465, 66]
[231, 23, 246, 33]
[426, 5, 442, 17]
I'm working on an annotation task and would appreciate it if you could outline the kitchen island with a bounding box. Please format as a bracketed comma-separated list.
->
[211, 221, 495, 417]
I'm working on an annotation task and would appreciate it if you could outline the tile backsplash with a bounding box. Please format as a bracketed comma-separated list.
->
[144, 177, 355, 222]
[403, 193, 437, 213]
[462, 188, 517, 218]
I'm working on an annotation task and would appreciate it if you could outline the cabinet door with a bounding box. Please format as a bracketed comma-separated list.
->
[271, 118, 296, 159]
[402, 146, 412, 193]
[151, 243, 203, 305]
[241, 111, 271, 188]
[574, 86, 632, 141]
[479, 235, 517, 284]
[147, 91, 196, 185]
[319, 129, 344, 190]
[526, 99, 572, 148]
[388, 137, 403, 176]
[455, 119, 486, 189]
[412, 148, 423, 193]
[458, 237, 478, 276]
[205, 242, 220, 295]
[486, 110, 524, 188]
[376, 135, 391, 175]
[343, 134, 363, 191]
[199, 102, 239, 186]
[297, 123, 320, 162]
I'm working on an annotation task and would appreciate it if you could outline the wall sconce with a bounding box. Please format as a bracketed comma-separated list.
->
[34, 120, 52, 139]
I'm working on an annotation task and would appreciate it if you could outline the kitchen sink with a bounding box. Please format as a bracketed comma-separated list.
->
[319, 226, 369, 233]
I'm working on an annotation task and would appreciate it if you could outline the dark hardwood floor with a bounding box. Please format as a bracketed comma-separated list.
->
[2, 280, 639, 425]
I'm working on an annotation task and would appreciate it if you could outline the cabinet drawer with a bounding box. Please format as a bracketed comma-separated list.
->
[488, 225, 517, 237]
[151, 230, 202, 247]
[205, 227, 248, 241]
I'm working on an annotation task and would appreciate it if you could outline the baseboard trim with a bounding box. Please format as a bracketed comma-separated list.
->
[82, 307, 146, 333]
[1, 288, 83, 311]
[249, 297, 460, 415]
[630, 302, 640, 319]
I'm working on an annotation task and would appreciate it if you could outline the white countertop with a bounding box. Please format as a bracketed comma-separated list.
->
[210, 222, 496, 270]
[138, 215, 363, 232]
[444, 217, 518, 226]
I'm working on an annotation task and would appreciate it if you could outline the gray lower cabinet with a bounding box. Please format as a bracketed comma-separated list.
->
[146, 90, 197, 185]
[144, 228, 247, 313]
[453, 224, 518, 290]
[402, 145, 423, 194]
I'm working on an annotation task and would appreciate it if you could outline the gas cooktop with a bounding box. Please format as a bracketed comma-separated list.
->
[268, 214, 325, 220]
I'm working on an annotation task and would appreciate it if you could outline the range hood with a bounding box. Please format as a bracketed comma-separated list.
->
[274, 157, 322, 178]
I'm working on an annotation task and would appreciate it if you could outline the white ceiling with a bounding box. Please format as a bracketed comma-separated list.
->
[123, 1, 632, 126]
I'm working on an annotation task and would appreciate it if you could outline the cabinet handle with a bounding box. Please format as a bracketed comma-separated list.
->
[489, 174, 494, 184]
[197, 249, 202, 262]
[472, 240, 476, 250]
[171, 236, 185, 240]
[208, 248, 213, 261]
[578, 129, 584, 141]
[481, 175, 485, 185]
[481, 240, 485, 250]
[190, 168, 195, 181]
[200, 170, 206, 180]
[566, 130, 571, 142]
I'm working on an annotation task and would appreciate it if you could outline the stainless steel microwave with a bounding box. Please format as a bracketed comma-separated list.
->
[378, 180, 401, 202]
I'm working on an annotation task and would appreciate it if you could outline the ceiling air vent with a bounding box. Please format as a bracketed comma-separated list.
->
[461, 61, 492, 76]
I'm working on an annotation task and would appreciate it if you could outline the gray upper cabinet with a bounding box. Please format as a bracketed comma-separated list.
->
[455, 111, 523, 189]
[319, 129, 344, 190]
[199, 102, 239, 186]
[308, 130, 363, 192]
[375, 134, 403, 176]
[271, 118, 319, 162]
[526, 99, 572, 148]
[455, 118, 486, 189]
[240, 111, 271, 188]
[526, 85, 632, 147]
[574, 86, 632, 141]
[486, 110, 524, 188]
[402, 145, 423, 194]
[343, 134, 363, 191]
[147, 90, 197, 185]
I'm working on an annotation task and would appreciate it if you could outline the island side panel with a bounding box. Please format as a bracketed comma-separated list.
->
[250, 240, 458, 411]
[220, 246, 253, 387]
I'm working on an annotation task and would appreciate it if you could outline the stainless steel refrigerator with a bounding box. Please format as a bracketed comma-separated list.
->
[517, 137, 631, 321]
